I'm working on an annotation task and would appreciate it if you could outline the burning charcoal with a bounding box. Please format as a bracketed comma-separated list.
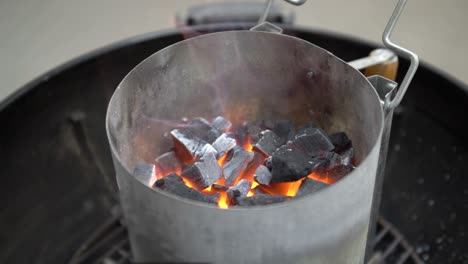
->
[212, 183, 229, 191]
[326, 164, 353, 183]
[272, 120, 295, 145]
[296, 178, 328, 198]
[236, 194, 289, 206]
[270, 146, 328, 182]
[233, 122, 263, 147]
[155, 151, 182, 177]
[243, 152, 266, 179]
[182, 152, 222, 189]
[211, 116, 232, 133]
[207, 128, 222, 143]
[246, 124, 263, 143]
[153, 174, 218, 204]
[227, 179, 252, 204]
[200, 144, 218, 157]
[329, 132, 352, 153]
[133, 163, 157, 186]
[223, 146, 254, 186]
[253, 130, 282, 156]
[212, 133, 237, 158]
[291, 128, 334, 157]
[254, 165, 272, 186]
[171, 129, 208, 162]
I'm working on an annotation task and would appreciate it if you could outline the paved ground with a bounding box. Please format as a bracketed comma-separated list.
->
[1, 0, 467, 100]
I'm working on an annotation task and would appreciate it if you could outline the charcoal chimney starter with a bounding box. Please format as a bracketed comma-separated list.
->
[105, 1, 418, 263]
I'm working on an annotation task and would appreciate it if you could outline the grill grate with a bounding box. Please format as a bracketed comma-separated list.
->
[69, 212, 423, 264]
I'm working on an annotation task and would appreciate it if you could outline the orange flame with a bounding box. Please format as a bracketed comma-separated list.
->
[243, 134, 254, 152]
[218, 191, 229, 209]
[218, 153, 228, 167]
[260, 180, 303, 197]
[182, 178, 195, 189]
[307, 171, 332, 184]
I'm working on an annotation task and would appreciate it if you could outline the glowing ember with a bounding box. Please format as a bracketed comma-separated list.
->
[243, 134, 254, 152]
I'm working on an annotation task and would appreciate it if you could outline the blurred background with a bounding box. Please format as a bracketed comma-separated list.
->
[0, 0, 467, 101]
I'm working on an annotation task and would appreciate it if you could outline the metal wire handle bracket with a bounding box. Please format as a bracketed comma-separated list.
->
[258, 0, 308, 24]
[383, 0, 419, 109]
[258, 0, 418, 110]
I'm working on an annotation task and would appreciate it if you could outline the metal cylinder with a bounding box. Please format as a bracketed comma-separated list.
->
[106, 30, 384, 264]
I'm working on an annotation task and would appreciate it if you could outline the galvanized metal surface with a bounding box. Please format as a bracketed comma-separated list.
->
[68, 212, 424, 264]
[107, 30, 384, 263]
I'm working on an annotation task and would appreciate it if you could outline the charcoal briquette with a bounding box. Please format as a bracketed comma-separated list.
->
[296, 178, 328, 198]
[200, 144, 218, 157]
[254, 165, 272, 185]
[223, 146, 254, 186]
[212, 133, 237, 158]
[272, 120, 295, 145]
[234, 122, 263, 146]
[253, 130, 282, 156]
[211, 116, 232, 133]
[329, 132, 352, 153]
[270, 146, 328, 182]
[227, 179, 252, 204]
[236, 194, 289, 206]
[133, 163, 157, 186]
[182, 152, 222, 189]
[155, 151, 182, 177]
[243, 152, 266, 179]
[291, 128, 334, 157]
[153, 174, 218, 204]
[171, 129, 208, 162]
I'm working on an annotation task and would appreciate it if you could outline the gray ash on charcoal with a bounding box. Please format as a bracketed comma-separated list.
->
[226, 179, 251, 205]
[212, 133, 236, 158]
[134, 117, 356, 207]
[211, 116, 232, 133]
[223, 146, 254, 186]
[244, 151, 266, 178]
[153, 173, 218, 204]
[155, 151, 181, 177]
[182, 151, 222, 190]
[133, 163, 156, 186]
[254, 165, 272, 186]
